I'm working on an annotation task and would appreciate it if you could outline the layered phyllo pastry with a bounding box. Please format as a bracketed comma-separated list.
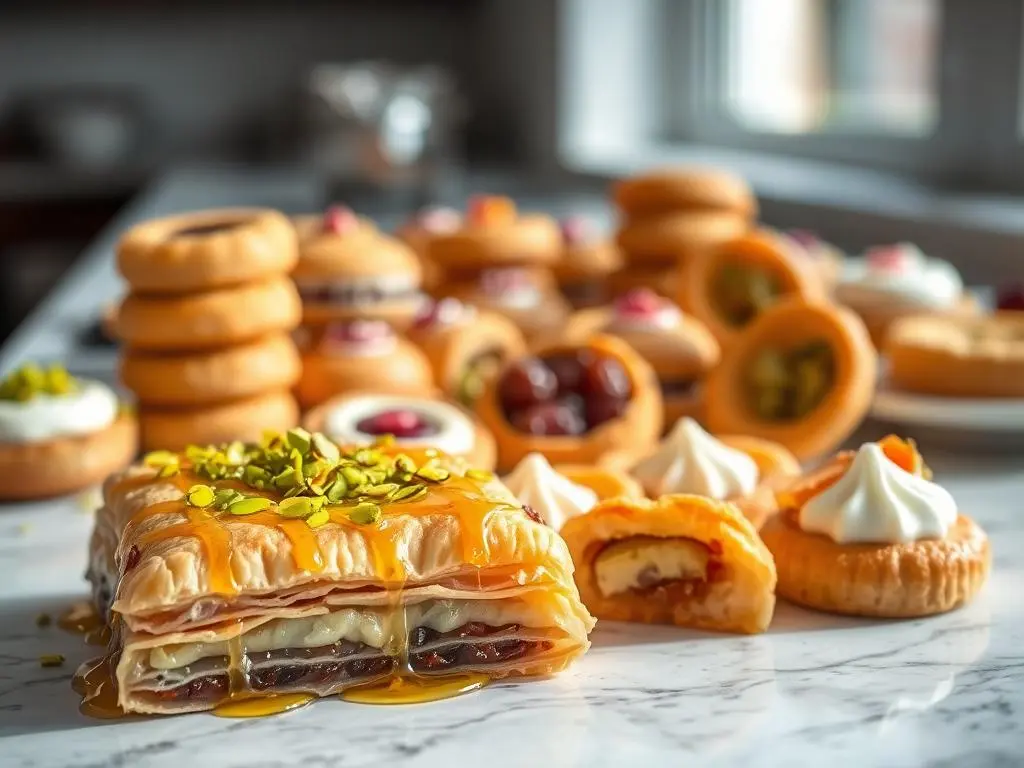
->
[561, 494, 777, 634]
[82, 429, 594, 715]
[760, 436, 990, 617]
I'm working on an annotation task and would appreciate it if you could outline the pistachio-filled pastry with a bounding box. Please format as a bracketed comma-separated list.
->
[560, 494, 776, 634]
[84, 430, 594, 715]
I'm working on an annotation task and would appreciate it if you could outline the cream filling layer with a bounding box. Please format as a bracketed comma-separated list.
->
[0, 379, 119, 443]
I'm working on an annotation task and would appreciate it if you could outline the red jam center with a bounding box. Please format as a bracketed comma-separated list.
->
[614, 288, 664, 318]
[356, 409, 439, 439]
[324, 205, 359, 235]
[866, 244, 915, 273]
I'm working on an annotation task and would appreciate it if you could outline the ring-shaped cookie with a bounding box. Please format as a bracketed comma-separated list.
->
[613, 168, 757, 218]
[704, 298, 877, 461]
[120, 333, 301, 407]
[117, 208, 298, 293]
[475, 334, 664, 473]
[139, 390, 299, 452]
[116, 276, 301, 353]
[679, 229, 824, 349]
[303, 391, 496, 470]
[0, 413, 137, 500]
[759, 512, 990, 618]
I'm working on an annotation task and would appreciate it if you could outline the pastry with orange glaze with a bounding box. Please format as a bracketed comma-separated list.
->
[561, 494, 776, 634]
[630, 418, 799, 529]
[760, 437, 990, 618]
[406, 298, 527, 407]
[83, 429, 594, 715]
[704, 297, 877, 461]
[559, 289, 720, 425]
[429, 196, 570, 341]
[553, 215, 623, 309]
[295, 320, 435, 410]
[117, 208, 298, 293]
[475, 334, 663, 473]
[303, 392, 496, 470]
[0, 364, 137, 500]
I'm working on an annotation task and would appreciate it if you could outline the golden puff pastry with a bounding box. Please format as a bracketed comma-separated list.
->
[83, 430, 594, 716]
[561, 494, 777, 634]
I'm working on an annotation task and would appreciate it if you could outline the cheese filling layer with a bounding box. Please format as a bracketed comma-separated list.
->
[594, 537, 711, 597]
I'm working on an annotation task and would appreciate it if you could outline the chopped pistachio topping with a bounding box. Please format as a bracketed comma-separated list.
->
[36, 613, 52, 628]
[349, 502, 382, 525]
[39, 654, 65, 668]
[465, 468, 494, 482]
[227, 497, 274, 516]
[186, 484, 215, 508]
[306, 509, 330, 529]
[0, 363, 79, 402]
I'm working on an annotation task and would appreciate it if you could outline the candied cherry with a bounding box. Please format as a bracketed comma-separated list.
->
[614, 288, 663, 317]
[996, 284, 1024, 312]
[585, 394, 629, 428]
[866, 243, 921, 273]
[499, 358, 557, 411]
[543, 350, 592, 396]
[324, 204, 359, 235]
[356, 409, 438, 439]
[510, 402, 586, 436]
[580, 356, 632, 400]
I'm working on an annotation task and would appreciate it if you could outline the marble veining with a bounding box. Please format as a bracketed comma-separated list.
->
[0, 169, 1022, 767]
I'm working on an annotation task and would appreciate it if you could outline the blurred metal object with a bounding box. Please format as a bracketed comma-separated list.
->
[299, 61, 465, 198]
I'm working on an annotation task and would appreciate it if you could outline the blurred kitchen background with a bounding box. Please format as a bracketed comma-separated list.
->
[1, 0, 1022, 344]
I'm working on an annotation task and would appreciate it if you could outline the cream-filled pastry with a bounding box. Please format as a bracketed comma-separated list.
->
[0, 364, 137, 499]
[503, 452, 598, 531]
[760, 436, 990, 617]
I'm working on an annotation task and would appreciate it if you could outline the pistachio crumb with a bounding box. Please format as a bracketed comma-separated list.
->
[227, 497, 273, 516]
[306, 509, 330, 529]
[466, 468, 494, 482]
[348, 502, 382, 525]
[39, 654, 64, 668]
[35, 613, 52, 628]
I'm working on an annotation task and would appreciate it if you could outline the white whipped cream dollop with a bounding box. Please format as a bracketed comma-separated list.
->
[0, 380, 119, 443]
[631, 418, 759, 499]
[503, 453, 598, 532]
[837, 243, 963, 310]
[323, 396, 476, 456]
[800, 443, 958, 544]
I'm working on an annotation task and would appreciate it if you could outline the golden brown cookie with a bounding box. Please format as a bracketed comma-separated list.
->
[116, 276, 302, 353]
[0, 413, 137, 500]
[120, 333, 301, 407]
[679, 228, 824, 349]
[613, 168, 757, 218]
[293, 207, 425, 328]
[138, 390, 299, 452]
[885, 312, 1024, 398]
[704, 298, 877, 461]
[295, 321, 436, 410]
[616, 210, 750, 266]
[406, 298, 527, 407]
[556, 464, 644, 501]
[607, 264, 680, 300]
[553, 216, 623, 309]
[117, 208, 298, 293]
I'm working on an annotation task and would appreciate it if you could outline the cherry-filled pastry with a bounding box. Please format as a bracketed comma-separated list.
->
[83, 430, 594, 715]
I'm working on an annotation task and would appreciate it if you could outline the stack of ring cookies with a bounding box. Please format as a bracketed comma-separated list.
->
[291, 205, 435, 409]
[115, 208, 302, 450]
[611, 167, 757, 299]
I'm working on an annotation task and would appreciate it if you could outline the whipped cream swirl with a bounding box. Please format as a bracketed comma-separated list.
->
[503, 453, 598, 531]
[799, 443, 958, 544]
[631, 418, 758, 499]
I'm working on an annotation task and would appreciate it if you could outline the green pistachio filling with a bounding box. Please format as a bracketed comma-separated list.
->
[0, 363, 78, 401]
[711, 263, 782, 327]
[457, 349, 505, 406]
[745, 341, 836, 421]
[143, 429, 458, 529]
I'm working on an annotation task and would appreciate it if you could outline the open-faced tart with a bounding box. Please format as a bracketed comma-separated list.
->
[704, 297, 877, 461]
[885, 312, 1024, 399]
[117, 208, 298, 294]
[303, 392, 496, 470]
[295, 320, 435, 410]
[82, 431, 593, 715]
[631, 418, 799, 529]
[406, 298, 527, 408]
[0, 364, 137, 499]
[835, 242, 976, 347]
[560, 289, 720, 425]
[679, 229, 824, 349]
[561, 494, 776, 634]
[553, 215, 623, 309]
[293, 206, 425, 329]
[475, 334, 663, 473]
[760, 436, 990, 617]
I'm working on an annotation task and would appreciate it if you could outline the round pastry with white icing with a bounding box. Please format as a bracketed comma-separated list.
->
[836, 242, 963, 312]
[631, 417, 758, 499]
[503, 452, 598, 532]
[799, 442, 958, 544]
[321, 395, 475, 455]
[0, 363, 137, 499]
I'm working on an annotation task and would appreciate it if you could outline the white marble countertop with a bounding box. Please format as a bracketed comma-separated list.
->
[1, 168, 1022, 768]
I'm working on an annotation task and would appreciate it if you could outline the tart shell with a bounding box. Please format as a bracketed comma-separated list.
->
[759, 513, 990, 618]
[117, 208, 297, 293]
[0, 413, 138, 500]
[116, 276, 302, 353]
[120, 333, 301, 407]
